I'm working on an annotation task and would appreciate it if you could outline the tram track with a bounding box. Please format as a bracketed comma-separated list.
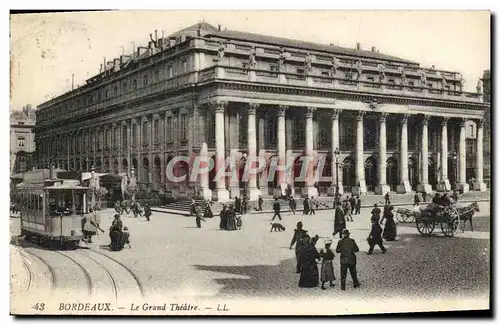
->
[20, 256, 33, 296]
[18, 248, 57, 295]
[53, 251, 93, 297]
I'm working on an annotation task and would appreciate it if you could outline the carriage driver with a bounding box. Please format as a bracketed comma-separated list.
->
[83, 206, 101, 244]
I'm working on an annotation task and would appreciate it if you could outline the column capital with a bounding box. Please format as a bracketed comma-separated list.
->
[460, 118, 468, 127]
[277, 105, 288, 116]
[131, 118, 137, 124]
[356, 111, 366, 121]
[246, 102, 259, 115]
[422, 115, 430, 125]
[330, 108, 341, 120]
[400, 114, 410, 124]
[305, 107, 316, 118]
[141, 115, 148, 122]
[209, 99, 228, 113]
[152, 113, 160, 120]
[379, 112, 389, 123]
[440, 117, 449, 127]
[121, 120, 128, 126]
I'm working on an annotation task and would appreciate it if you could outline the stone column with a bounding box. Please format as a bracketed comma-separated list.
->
[302, 107, 318, 198]
[276, 105, 287, 196]
[397, 114, 411, 193]
[198, 141, 212, 200]
[417, 115, 433, 193]
[437, 117, 451, 191]
[456, 118, 470, 193]
[375, 113, 390, 195]
[354, 111, 367, 195]
[474, 119, 487, 191]
[328, 109, 343, 196]
[128, 119, 133, 174]
[246, 103, 260, 200]
[213, 100, 230, 202]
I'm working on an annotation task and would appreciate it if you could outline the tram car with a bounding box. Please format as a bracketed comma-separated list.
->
[17, 168, 89, 247]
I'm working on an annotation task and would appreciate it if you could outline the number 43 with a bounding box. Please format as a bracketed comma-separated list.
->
[32, 303, 45, 311]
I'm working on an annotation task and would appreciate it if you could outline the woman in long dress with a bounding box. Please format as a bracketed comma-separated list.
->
[226, 205, 237, 231]
[382, 205, 397, 241]
[319, 240, 335, 289]
[298, 236, 320, 288]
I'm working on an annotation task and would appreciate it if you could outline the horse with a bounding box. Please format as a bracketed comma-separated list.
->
[456, 202, 480, 232]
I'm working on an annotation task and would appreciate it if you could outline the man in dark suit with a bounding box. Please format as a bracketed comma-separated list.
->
[272, 198, 281, 221]
[290, 221, 308, 273]
[335, 229, 360, 290]
[367, 219, 387, 254]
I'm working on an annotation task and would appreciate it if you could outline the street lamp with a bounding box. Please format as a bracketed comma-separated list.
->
[452, 151, 458, 190]
[334, 148, 340, 206]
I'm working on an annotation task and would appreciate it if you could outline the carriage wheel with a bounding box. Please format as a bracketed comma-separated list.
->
[396, 211, 405, 223]
[416, 219, 435, 236]
[406, 213, 415, 223]
[441, 217, 460, 237]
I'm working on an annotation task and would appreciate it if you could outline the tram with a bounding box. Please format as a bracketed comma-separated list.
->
[17, 168, 89, 247]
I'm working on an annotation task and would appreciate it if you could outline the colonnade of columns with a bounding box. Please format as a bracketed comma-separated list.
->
[201, 100, 486, 202]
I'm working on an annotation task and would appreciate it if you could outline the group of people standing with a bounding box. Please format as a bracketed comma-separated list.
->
[219, 204, 241, 231]
[114, 200, 152, 221]
[290, 222, 360, 291]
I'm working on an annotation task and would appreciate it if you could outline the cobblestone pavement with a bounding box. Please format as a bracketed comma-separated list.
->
[10, 201, 490, 308]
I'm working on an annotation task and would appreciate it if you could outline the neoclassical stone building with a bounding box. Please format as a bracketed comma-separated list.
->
[35, 22, 488, 202]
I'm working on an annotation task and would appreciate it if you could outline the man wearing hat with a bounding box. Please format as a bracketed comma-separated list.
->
[335, 229, 360, 290]
[332, 204, 346, 239]
[290, 221, 308, 273]
[319, 238, 336, 290]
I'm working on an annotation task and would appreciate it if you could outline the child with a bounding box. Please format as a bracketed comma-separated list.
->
[236, 215, 243, 230]
[319, 239, 335, 289]
[122, 226, 131, 249]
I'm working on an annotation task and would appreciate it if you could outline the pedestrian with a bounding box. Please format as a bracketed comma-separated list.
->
[195, 204, 205, 228]
[123, 199, 130, 216]
[286, 184, 292, 200]
[371, 203, 381, 223]
[319, 239, 335, 290]
[122, 226, 131, 249]
[335, 229, 360, 291]
[332, 204, 346, 239]
[114, 200, 122, 215]
[303, 197, 310, 215]
[289, 196, 296, 215]
[381, 205, 397, 241]
[272, 198, 282, 221]
[344, 199, 353, 221]
[258, 196, 263, 211]
[234, 196, 241, 214]
[144, 203, 152, 221]
[219, 205, 228, 230]
[422, 191, 427, 203]
[452, 191, 459, 204]
[355, 196, 361, 215]
[349, 195, 356, 212]
[367, 218, 387, 254]
[189, 198, 196, 216]
[414, 193, 420, 206]
[203, 201, 213, 219]
[83, 207, 101, 244]
[384, 192, 390, 205]
[109, 214, 124, 251]
[309, 197, 316, 215]
[242, 195, 248, 214]
[226, 205, 237, 230]
[298, 236, 320, 288]
[290, 221, 308, 274]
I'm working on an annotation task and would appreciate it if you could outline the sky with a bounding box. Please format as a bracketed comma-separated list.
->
[9, 10, 490, 110]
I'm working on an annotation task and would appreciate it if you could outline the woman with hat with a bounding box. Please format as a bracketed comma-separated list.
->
[109, 214, 124, 251]
[226, 205, 237, 231]
[298, 235, 320, 288]
[290, 221, 308, 273]
[319, 239, 336, 289]
[381, 205, 397, 241]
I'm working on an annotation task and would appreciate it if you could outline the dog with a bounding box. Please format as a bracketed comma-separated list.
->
[236, 216, 243, 230]
[270, 222, 286, 232]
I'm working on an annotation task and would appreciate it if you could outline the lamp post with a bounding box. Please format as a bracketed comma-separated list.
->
[334, 148, 340, 206]
[452, 151, 458, 190]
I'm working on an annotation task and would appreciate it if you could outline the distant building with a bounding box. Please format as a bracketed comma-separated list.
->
[10, 105, 37, 174]
[481, 70, 490, 188]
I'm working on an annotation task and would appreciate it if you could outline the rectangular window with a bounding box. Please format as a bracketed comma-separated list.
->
[296, 69, 304, 75]
[180, 115, 188, 141]
[182, 60, 187, 73]
[340, 121, 356, 150]
[408, 81, 414, 87]
[206, 114, 214, 146]
[367, 76, 375, 82]
[321, 71, 330, 77]
[388, 79, 395, 85]
[122, 126, 128, 148]
[142, 121, 148, 146]
[113, 128, 118, 148]
[132, 124, 137, 146]
[154, 119, 159, 143]
[17, 136, 25, 148]
[166, 117, 173, 143]
[168, 66, 173, 78]
[239, 114, 248, 147]
[293, 118, 305, 148]
[266, 115, 278, 144]
[270, 65, 278, 72]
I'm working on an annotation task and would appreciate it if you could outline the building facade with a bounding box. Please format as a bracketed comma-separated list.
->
[35, 23, 488, 201]
[481, 70, 491, 188]
[11, 105, 37, 174]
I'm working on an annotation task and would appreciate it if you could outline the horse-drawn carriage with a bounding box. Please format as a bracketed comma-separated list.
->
[395, 202, 480, 237]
